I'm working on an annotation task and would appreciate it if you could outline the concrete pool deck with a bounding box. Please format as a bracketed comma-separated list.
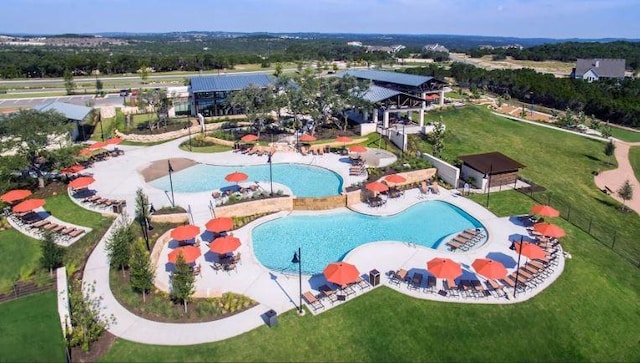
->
[82, 135, 565, 346]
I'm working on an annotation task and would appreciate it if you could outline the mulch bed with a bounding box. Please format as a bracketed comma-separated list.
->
[70, 331, 117, 363]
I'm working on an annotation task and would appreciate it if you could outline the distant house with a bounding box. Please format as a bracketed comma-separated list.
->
[347, 41, 363, 47]
[423, 43, 449, 53]
[571, 58, 626, 82]
[365, 44, 405, 54]
[35, 101, 92, 141]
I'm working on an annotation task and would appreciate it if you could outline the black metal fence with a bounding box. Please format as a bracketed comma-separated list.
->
[516, 185, 640, 268]
[0, 276, 56, 304]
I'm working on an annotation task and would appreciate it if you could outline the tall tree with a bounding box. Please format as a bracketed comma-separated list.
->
[617, 179, 633, 211]
[134, 188, 151, 251]
[171, 254, 195, 313]
[229, 84, 275, 136]
[105, 220, 135, 276]
[40, 232, 64, 276]
[129, 243, 155, 303]
[63, 70, 75, 95]
[273, 62, 283, 78]
[604, 140, 616, 165]
[95, 78, 104, 96]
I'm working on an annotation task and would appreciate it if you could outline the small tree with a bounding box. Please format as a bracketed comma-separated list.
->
[604, 140, 616, 165]
[171, 254, 195, 313]
[601, 124, 612, 139]
[40, 232, 64, 276]
[105, 220, 135, 276]
[134, 188, 151, 251]
[273, 62, 283, 78]
[63, 70, 75, 95]
[429, 117, 446, 158]
[68, 281, 116, 352]
[617, 179, 633, 211]
[129, 242, 155, 303]
[95, 78, 104, 96]
[138, 66, 150, 84]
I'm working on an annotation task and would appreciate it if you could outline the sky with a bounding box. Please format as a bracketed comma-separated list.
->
[1, 0, 638, 39]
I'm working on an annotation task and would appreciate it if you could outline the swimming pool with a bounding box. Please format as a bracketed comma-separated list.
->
[150, 163, 343, 197]
[252, 201, 485, 274]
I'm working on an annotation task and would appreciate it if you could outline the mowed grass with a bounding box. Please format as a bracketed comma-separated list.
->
[0, 228, 41, 291]
[629, 146, 640, 183]
[0, 291, 66, 362]
[610, 127, 640, 143]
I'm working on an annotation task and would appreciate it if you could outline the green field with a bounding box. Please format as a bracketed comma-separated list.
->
[609, 127, 640, 142]
[0, 228, 41, 291]
[630, 146, 640, 183]
[0, 291, 66, 362]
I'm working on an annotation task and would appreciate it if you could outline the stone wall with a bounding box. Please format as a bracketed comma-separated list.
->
[214, 197, 293, 217]
[115, 122, 224, 143]
[345, 189, 365, 206]
[150, 213, 189, 224]
[292, 194, 347, 210]
[150, 230, 172, 268]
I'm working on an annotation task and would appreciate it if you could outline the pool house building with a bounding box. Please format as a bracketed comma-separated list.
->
[459, 152, 526, 190]
[190, 74, 275, 117]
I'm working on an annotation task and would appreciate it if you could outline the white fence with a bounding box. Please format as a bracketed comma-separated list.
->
[420, 152, 460, 187]
[56, 267, 71, 338]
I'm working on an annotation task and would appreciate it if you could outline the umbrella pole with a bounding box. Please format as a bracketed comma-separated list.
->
[514, 236, 523, 299]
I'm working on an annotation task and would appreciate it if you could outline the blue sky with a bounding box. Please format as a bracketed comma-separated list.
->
[2, 0, 638, 39]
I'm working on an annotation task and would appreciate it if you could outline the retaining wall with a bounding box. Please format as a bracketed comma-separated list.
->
[214, 197, 293, 218]
[419, 152, 459, 187]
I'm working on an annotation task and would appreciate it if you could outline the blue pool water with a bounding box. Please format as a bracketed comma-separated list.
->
[150, 163, 343, 197]
[252, 201, 484, 274]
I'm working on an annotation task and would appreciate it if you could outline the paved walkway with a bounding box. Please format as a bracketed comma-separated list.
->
[81, 135, 565, 346]
[594, 140, 640, 215]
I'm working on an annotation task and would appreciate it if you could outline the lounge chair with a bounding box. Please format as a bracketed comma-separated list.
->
[354, 276, 370, 290]
[444, 279, 459, 298]
[426, 276, 436, 293]
[69, 228, 85, 238]
[319, 284, 338, 304]
[410, 273, 423, 291]
[418, 181, 429, 199]
[302, 291, 325, 311]
[431, 182, 440, 195]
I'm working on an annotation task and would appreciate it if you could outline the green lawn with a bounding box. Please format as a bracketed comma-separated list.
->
[178, 143, 232, 153]
[629, 146, 640, 183]
[0, 228, 41, 291]
[0, 291, 66, 362]
[609, 127, 640, 143]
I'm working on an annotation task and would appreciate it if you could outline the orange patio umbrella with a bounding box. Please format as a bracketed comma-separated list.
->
[60, 164, 85, 174]
[209, 236, 241, 255]
[205, 217, 234, 233]
[105, 137, 123, 145]
[336, 136, 353, 144]
[89, 141, 109, 150]
[384, 174, 406, 185]
[514, 242, 547, 261]
[349, 145, 367, 153]
[241, 134, 259, 142]
[170, 224, 200, 241]
[365, 181, 389, 193]
[225, 171, 248, 183]
[427, 257, 462, 280]
[12, 198, 46, 213]
[530, 205, 560, 218]
[533, 222, 566, 238]
[299, 134, 316, 142]
[472, 258, 507, 280]
[1, 189, 32, 203]
[323, 262, 360, 287]
[68, 176, 95, 189]
[168, 245, 201, 264]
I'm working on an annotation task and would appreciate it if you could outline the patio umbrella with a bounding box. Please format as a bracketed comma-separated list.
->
[336, 136, 352, 144]
[168, 245, 201, 264]
[89, 141, 109, 150]
[323, 262, 360, 288]
[384, 174, 406, 185]
[240, 134, 259, 143]
[205, 217, 234, 233]
[533, 222, 566, 238]
[170, 224, 200, 241]
[60, 164, 85, 175]
[1, 189, 32, 203]
[349, 145, 367, 154]
[105, 137, 123, 145]
[12, 198, 46, 213]
[209, 236, 241, 255]
[472, 258, 507, 280]
[68, 176, 95, 189]
[514, 242, 547, 261]
[427, 257, 462, 280]
[299, 134, 316, 142]
[530, 205, 560, 218]
[365, 181, 389, 193]
[225, 171, 248, 184]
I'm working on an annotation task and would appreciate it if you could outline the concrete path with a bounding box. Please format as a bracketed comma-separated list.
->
[594, 140, 640, 215]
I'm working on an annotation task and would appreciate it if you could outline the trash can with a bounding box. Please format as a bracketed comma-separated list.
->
[265, 309, 278, 327]
[112, 204, 120, 213]
[369, 269, 380, 287]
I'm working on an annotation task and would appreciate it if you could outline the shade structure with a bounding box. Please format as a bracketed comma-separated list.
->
[472, 258, 507, 280]
[225, 171, 248, 183]
[533, 222, 566, 238]
[89, 141, 109, 150]
[323, 262, 360, 287]
[68, 176, 95, 189]
[530, 205, 560, 218]
[105, 137, 123, 145]
[12, 199, 46, 213]
[240, 134, 259, 142]
[299, 134, 316, 142]
[349, 145, 367, 153]
[365, 181, 389, 193]
[209, 236, 241, 255]
[60, 164, 85, 174]
[205, 217, 234, 233]
[514, 242, 547, 261]
[1, 189, 32, 203]
[170, 224, 200, 241]
[384, 174, 406, 184]
[168, 246, 201, 264]
[336, 136, 353, 144]
[427, 257, 462, 280]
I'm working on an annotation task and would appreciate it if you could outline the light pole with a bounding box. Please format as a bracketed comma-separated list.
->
[267, 151, 274, 196]
[529, 92, 534, 117]
[291, 248, 303, 315]
[168, 160, 175, 208]
[513, 236, 523, 298]
[485, 163, 493, 208]
[98, 112, 104, 142]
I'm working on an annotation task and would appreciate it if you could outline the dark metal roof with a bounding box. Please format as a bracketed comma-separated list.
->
[362, 85, 401, 103]
[338, 69, 434, 87]
[459, 152, 525, 174]
[190, 74, 274, 93]
[574, 58, 625, 79]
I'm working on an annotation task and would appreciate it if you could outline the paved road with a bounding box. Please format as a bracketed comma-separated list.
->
[0, 94, 125, 109]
